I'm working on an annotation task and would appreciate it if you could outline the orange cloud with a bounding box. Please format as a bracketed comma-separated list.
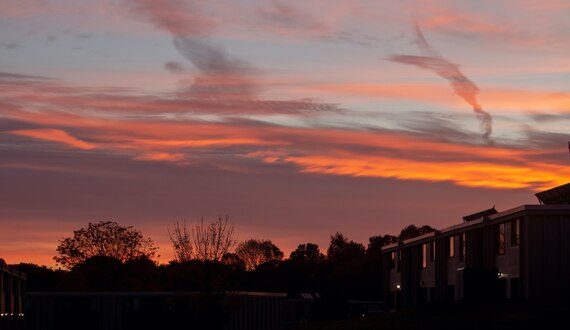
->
[9, 128, 96, 150]
[132, 138, 287, 148]
[6, 103, 565, 193]
[255, 151, 570, 191]
[480, 88, 570, 112]
[135, 152, 186, 162]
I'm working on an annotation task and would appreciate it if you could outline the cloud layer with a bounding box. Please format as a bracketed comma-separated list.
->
[2, 73, 568, 192]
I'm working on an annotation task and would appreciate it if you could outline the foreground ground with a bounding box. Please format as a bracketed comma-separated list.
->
[287, 301, 570, 330]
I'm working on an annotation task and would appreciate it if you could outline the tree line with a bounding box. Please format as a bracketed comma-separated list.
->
[12, 218, 435, 320]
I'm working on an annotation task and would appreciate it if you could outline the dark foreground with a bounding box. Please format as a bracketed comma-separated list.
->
[288, 301, 570, 330]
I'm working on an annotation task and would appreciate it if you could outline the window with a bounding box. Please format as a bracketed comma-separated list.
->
[497, 223, 505, 255]
[390, 252, 396, 269]
[422, 244, 427, 268]
[511, 219, 520, 246]
[459, 233, 466, 262]
[448, 236, 455, 258]
[430, 241, 436, 261]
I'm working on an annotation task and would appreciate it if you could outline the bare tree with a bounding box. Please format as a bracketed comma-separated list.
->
[169, 216, 237, 262]
[54, 221, 158, 269]
[193, 216, 237, 262]
[169, 220, 193, 263]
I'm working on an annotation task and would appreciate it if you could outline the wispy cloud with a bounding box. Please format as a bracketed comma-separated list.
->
[8, 128, 96, 150]
[127, 0, 216, 37]
[129, 0, 258, 102]
[3, 42, 22, 50]
[163, 61, 188, 74]
[388, 24, 494, 145]
[250, 1, 376, 45]
[311, 82, 570, 113]
[411, 1, 564, 46]
[134, 151, 187, 162]
[258, 152, 570, 190]
[422, 14, 508, 35]
[254, 2, 330, 38]
[127, 0, 340, 112]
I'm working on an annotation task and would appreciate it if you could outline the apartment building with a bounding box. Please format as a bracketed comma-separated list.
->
[383, 183, 570, 309]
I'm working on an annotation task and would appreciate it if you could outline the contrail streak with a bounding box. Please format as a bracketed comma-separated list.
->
[388, 24, 494, 145]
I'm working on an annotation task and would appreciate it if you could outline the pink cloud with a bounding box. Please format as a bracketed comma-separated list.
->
[126, 0, 217, 37]
[254, 2, 331, 38]
[422, 13, 509, 36]
[9, 128, 96, 150]
[0, 0, 48, 18]
[411, 1, 569, 46]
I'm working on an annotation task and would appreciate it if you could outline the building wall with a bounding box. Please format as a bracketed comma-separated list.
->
[446, 235, 467, 300]
[387, 252, 401, 293]
[524, 213, 570, 300]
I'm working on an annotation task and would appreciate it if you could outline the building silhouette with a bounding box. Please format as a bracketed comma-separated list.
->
[0, 261, 26, 330]
[383, 183, 570, 309]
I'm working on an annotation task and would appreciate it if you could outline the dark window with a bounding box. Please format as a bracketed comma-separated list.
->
[511, 219, 520, 246]
[448, 236, 455, 258]
[430, 241, 436, 261]
[497, 223, 505, 255]
[459, 233, 466, 262]
[390, 252, 396, 269]
[397, 251, 401, 273]
[422, 244, 427, 269]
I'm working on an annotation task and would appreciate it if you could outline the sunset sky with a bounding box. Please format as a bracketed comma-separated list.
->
[1, 0, 569, 266]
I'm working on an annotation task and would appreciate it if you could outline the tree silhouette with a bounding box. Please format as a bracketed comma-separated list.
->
[169, 220, 193, 262]
[367, 234, 398, 255]
[326, 232, 365, 263]
[70, 255, 124, 291]
[12, 263, 63, 291]
[236, 239, 283, 271]
[169, 216, 237, 262]
[221, 253, 246, 271]
[289, 243, 324, 263]
[398, 224, 436, 241]
[54, 221, 158, 269]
